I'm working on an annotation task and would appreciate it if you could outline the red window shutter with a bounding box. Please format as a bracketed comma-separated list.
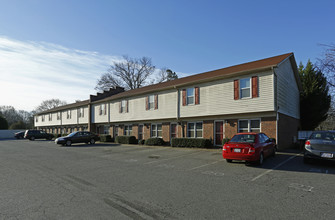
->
[119, 101, 121, 113]
[234, 80, 239, 100]
[126, 100, 129, 113]
[154, 94, 158, 109]
[195, 87, 199, 105]
[182, 89, 186, 106]
[252, 76, 258, 98]
[145, 96, 149, 110]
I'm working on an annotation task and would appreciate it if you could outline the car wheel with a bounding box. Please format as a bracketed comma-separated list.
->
[66, 140, 72, 146]
[90, 139, 95, 145]
[226, 159, 232, 163]
[30, 136, 35, 141]
[258, 153, 264, 165]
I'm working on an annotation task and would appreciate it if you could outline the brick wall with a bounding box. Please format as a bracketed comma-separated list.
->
[162, 123, 170, 142]
[261, 117, 276, 139]
[225, 119, 237, 139]
[144, 123, 151, 140]
[203, 120, 214, 140]
[132, 124, 138, 139]
[177, 124, 183, 138]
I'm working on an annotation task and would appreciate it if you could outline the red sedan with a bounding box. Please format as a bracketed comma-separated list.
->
[222, 133, 276, 165]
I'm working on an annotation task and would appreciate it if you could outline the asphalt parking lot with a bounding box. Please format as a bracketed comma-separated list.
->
[0, 139, 334, 219]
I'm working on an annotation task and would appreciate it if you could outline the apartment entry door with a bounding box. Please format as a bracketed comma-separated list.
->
[215, 121, 224, 146]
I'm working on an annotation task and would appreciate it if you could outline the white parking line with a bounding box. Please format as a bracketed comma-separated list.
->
[144, 151, 202, 164]
[251, 153, 300, 182]
[187, 161, 220, 171]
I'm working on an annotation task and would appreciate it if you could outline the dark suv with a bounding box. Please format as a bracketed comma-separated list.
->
[24, 130, 54, 141]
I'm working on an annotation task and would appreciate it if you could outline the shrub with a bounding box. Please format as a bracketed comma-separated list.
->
[115, 136, 137, 144]
[138, 139, 145, 145]
[145, 138, 165, 146]
[100, 134, 113, 142]
[171, 138, 212, 148]
[54, 134, 61, 139]
[61, 133, 69, 137]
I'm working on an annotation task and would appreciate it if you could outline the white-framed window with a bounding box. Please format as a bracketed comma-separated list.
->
[99, 104, 106, 115]
[151, 124, 162, 138]
[148, 95, 154, 110]
[42, 115, 45, 122]
[240, 78, 251, 99]
[238, 119, 261, 133]
[48, 113, 52, 121]
[124, 125, 132, 136]
[35, 117, 38, 122]
[79, 108, 84, 118]
[57, 112, 60, 120]
[121, 100, 127, 113]
[187, 122, 203, 138]
[187, 88, 195, 105]
[67, 110, 71, 119]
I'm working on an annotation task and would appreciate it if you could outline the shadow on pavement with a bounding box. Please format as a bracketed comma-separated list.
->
[247, 149, 335, 175]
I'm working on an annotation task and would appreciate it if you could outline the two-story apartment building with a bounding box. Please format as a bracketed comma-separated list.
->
[35, 53, 301, 149]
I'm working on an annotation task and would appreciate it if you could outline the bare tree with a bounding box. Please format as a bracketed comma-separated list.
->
[95, 56, 156, 91]
[318, 44, 335, 87]
[0, 106, 34, 128]
[34, 99, 68, 113]
[157, 68, 178, 83]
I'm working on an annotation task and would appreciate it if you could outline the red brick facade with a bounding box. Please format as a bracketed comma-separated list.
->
[261, 117, 276, 139]
[203, 120, 214, 140]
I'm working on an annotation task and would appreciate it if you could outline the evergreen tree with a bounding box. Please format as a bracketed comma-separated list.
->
[299, 60, 331, 130]
[0, 115, 8, 129]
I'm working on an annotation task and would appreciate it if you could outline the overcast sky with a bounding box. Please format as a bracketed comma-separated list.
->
[0, 0, 334, 111]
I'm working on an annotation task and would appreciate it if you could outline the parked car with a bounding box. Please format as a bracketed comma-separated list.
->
[222, 133, 276, 165]
[14, 131, 25, 139]
[303, 131, 335, 163]
[24, 130, 54, 141]
[55, 131, 99, 146]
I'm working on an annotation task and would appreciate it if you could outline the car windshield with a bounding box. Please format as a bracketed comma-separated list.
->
[310, 132, 335, 140]
[67, 132, 78, 137]
[230, 134, 255, 143]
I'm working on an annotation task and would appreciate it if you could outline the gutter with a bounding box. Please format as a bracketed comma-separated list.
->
[272, 67, 279, 148]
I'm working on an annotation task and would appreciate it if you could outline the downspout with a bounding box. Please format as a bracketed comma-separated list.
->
[175, 86, 184, 137]
[175, 86, 180, 120]
[108, 102, 111, 135]
[273, 67, 279, 148]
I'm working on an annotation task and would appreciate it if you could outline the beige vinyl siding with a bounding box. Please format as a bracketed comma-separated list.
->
[78, 106, 89, 124]
[35, 113, 61, 127]
[276, 58, 300, 119]
[62, 109, 78, 125]
[92, 103, 109, 123]
[46, 112, 61, 126]
[110, 90, 177, 122]
[180, 71, 275, 117]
